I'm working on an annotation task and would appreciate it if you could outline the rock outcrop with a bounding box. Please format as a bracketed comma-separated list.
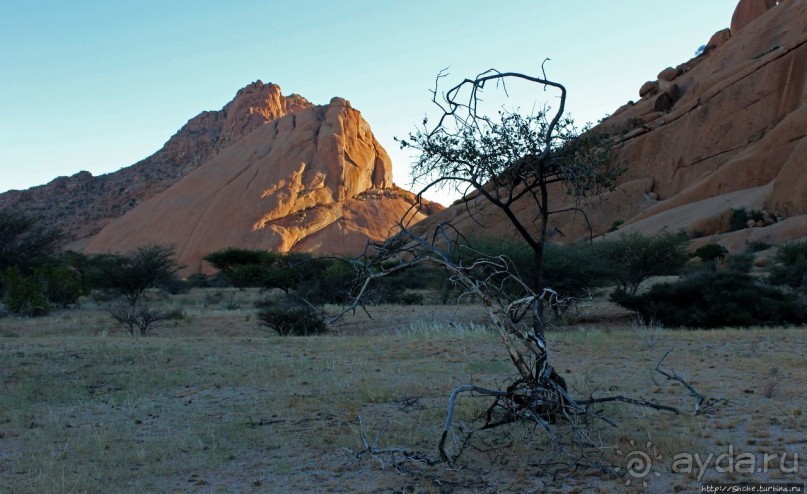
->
[731, 0, 778, 34]
[82, 97, 440, 273]
[0, 81, 312, 248]
[420, 0, 806, 251]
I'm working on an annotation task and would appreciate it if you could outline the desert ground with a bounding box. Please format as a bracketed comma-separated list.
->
[0, 289, 804, 493]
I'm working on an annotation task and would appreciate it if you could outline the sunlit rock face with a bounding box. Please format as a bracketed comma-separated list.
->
[0, 81, 442, 273]
[82, 96, 441, 273]
[419, 0, 807, 251]
[0, 81, 314, 247]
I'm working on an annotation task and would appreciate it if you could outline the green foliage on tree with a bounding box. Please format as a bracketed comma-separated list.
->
[541, 243, 615, 301]
[457, 236, 613, 303]
[93, 244, 180, 335]
[2, 267, 49, 316]
[397, 69, 620, 330]
[612, 271, 805, 328]
[95, 244, 180, 307]
[769, 240, 807, 290]
[203, 248, 274, 289]
[0, 210, 63, 275]
[600, 231, 689, 295]
[37, 262, 83, 308]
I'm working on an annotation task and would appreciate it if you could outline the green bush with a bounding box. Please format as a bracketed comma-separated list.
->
[39, 263, 83, 308]
[541, 243, 614, 300]
[611, 271, 805, 328]
[185, 272, 211, 288]
[0, 210, 63, 278]
[746, 241, 771, 253]
[728, 208, 765, 232]
[296, 259, 356, 305]
[256, 297, 327, 336]
[458, 236, 613, 301]
[768, 240, 807, 290]
[2, 267, 49, 317]
[692, 243, 728, 262]
[598, 231, 689, 294]
[726, 253, 754, 273]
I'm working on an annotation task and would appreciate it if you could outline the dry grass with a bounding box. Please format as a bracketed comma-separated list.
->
[0, 290, 804, 493]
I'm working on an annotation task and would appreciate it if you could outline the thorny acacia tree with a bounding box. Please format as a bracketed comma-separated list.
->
[398, 67, 620, 330]
[339, 69, 717, 473]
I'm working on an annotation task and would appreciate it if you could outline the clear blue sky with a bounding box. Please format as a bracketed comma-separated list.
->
[0, 0, 737, 204]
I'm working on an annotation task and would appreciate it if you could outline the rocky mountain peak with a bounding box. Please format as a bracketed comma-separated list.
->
[0, 81, 315, 246]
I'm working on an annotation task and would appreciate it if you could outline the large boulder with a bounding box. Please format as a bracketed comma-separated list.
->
[730, 0, 778, 34]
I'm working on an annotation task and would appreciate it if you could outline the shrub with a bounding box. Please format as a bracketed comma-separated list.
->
[692, 243, 728, 262]
[598, 231, 689, 294]
[185, 272, 211, 288]
[39, 263, 83, 308]
[611, 271, 805, 328]
[398, 292, 425, 305]
[95, 244, 180, 334]
[607, 220, 624, 233]
[768, 240, 807, 290]
[459, 237, 613, 302]
[0, 210, 63, 277]
[204, 248, 273, 289]
[2, 267, 49, 316]
[541, 243, 614, 300]
[296, 258, 357, 305]
[256, 297, 327, 336]
[108, 300, 162, 336]
[746, 241, 771, 253]
[726, 253, 754, 273]
[729, 208, 765, 232]
[95, 244, 180, 306]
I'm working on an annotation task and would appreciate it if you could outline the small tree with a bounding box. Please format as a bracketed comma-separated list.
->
[0, 210, 63, 300]
[459, 236, 613, 312]
[2, 267, 49, 316]
[769, 240, 807, 290]
[0, 210, 63, 274]
[599, 231, 688, 295]
[97, 244, 180, 335]
[203, 247, 274, 290]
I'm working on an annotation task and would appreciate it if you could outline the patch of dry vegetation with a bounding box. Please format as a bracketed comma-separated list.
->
[0, 293, 804, 493]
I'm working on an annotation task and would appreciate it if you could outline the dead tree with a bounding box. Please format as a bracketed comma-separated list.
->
[398, 65, 620, 334]
[332, 68, 721, 473]
[335, 224, 689, 472]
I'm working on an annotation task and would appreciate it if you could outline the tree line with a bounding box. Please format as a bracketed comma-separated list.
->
[2, 208, 805, 332]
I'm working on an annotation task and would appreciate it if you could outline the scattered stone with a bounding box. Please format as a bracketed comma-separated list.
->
[639, 80, 658, 98]
[706, 28, 732, 52]
[658, 66, 682, 81]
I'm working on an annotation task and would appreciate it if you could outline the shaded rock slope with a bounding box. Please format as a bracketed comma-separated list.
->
[423, 0, 806, 251]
